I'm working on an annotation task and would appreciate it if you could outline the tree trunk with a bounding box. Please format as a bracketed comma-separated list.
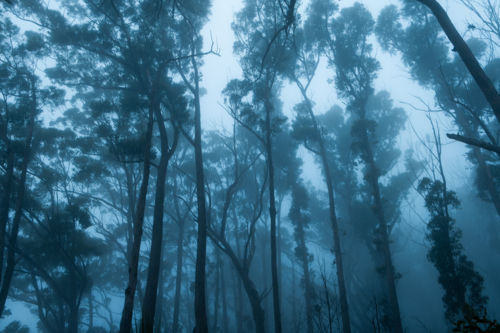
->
[192, 60, 209, 333]
[89, 288, 94, 330]
[0, 144, 13, 288]
[213, 257, 220, 333]
[265, 93, 281, 333]
[68, 304, 79, 333]
[154, 244, 165, 331]
[122, 164, 136, 263]
[261, 226, 271, 333]
[172, 219, 185, 333]
[119, 91, 155, 333]
[219, 253, 229, 333]
[0, 77, 37, 316]
[277, 195, 283, 307]
[242, 276, 266, 333]
[232, 205, 244, 333]
[297, 83, 352, 333]
[359, 125, 403, 333]
[294, 194, 314, 333]
[142, 91, 178, 331]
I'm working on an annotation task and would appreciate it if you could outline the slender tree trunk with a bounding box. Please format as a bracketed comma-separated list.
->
[292, 261, 297, 331]
[219, 253, 229, 333]
[0, 78, 37, 316]
[213, 258, 220, 333]
[186, 265, 194, 330]
[173, 220, 185, 333]
[123, 164, 136, 263]
[119, 92, 155, 333]
[265, 93, 281, 333]
[359, 124, 403, 333]
[295, 198, 313, 333]
[89, 288, 94, 330]
[230, 266, 240, 333]
[0, 145, 13, 286]
[142, 92, 178, 331]
[232, 205, 243, 333]
[296, 82, 352, 333]
[192, 60, 209, 333]
[277, 195, 283, 306]
[261, 228, 271, 333]
[154, 245, 165, 331]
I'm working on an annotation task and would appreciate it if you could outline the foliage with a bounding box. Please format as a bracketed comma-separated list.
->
[453, 305, 500, 333]
[418, 177, 488, 321]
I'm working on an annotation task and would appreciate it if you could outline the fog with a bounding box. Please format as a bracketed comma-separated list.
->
[0, 0, 499, 332]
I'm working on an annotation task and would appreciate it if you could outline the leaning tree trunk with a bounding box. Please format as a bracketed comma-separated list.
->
[417, 0, 500, 125]
[119, 92, 155, 333]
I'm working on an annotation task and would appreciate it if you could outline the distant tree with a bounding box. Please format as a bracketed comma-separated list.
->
[0, 321, 29, 333]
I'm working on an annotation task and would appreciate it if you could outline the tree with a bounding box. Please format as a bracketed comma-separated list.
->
[207, 85, 270, 332]
[306, 2, 406, 331]
[286, 3, 352, 330]
[229, 1, 294, 330]
[417, 120, 488, 322]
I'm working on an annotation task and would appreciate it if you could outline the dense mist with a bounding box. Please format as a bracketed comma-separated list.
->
[1, 0, 500, 332]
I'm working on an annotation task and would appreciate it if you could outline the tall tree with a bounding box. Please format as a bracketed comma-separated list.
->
[286, 4, 352, 330]
[307, 3, 405, 331]
[417, 120, 488, 322]
[230, 1, 295, 330]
